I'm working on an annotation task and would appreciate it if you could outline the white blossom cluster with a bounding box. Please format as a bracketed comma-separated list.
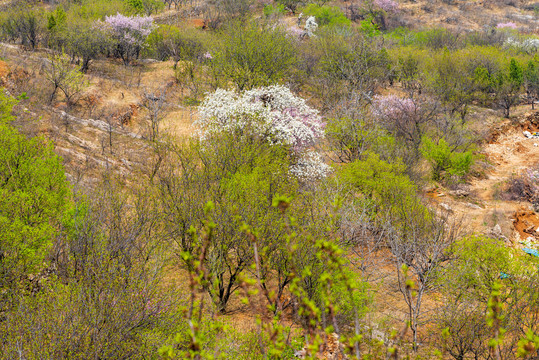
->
[290, 150, 331, 181]
[305, 16, 318, 37]
[503, 37, 539, 54]
[197, 85, 324, 150]
[196, 85, 329, 180]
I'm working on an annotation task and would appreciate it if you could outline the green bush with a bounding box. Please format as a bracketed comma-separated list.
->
[359, 15, 380, 37]
[263, 3, 286, 17]
[337, 152, 428, 228]
[302, 4, 351, 27]
[210, 21, 297, 90]
[0, 91, 69, 295]
[420, 136, 473, 181]
[124, 0, 164, 15]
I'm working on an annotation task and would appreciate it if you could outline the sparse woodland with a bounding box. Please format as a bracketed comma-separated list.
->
[2, 0, 539, 359]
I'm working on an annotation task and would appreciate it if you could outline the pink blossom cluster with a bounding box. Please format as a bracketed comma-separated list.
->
[372, 94, 418, 121]
[374, 0, 399, 13]
[104, 13, 155, 47]
[197, 85, 329, 180]
[496, 22, 518, 30]
[286, 26, 305, 38]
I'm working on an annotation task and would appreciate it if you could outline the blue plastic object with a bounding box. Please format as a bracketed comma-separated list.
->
[523, 247, 539, 257]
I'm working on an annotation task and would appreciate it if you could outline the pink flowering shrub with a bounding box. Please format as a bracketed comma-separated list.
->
[374, 0, 399, 13]
[372, 94, 418, 121]
[496, 22, 518, 30]
[286, 26, 305, 38]
[197, 85, 329, 180]
[371, 94, 433, 145]
[103, 13, 155, 64]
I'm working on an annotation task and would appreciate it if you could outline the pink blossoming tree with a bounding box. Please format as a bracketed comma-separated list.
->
[104, 13, 155, 65]
[496, 22, 518, 30]
[372, 94, 436, 146]
[374, 0, 399, 13]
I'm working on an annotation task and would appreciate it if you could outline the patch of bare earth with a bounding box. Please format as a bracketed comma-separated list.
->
[428, 108, 539, 244]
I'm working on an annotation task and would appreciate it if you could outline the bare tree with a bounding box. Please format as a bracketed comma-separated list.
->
[43, 52, 88, 107]
[141, 88, 168, 142]
[387, 210, 461, 351]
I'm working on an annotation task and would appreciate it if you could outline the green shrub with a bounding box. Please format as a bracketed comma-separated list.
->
[263, 3, 286, 17]
[210, 21, 297, 90]
[420, 136, 474, 181]
[124, 0, 164, 15]
[359, 15, 380, 37]
[337, 152, 428, 228]
[302, 4, 351, 27]
[0, 91, 69, 295]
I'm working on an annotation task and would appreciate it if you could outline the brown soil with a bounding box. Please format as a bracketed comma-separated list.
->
[429, 109, 539, 242]
[513, 209, 539, 241]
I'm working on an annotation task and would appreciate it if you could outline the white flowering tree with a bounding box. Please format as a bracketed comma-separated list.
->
[196, 85, 330, 180]
[304, 16, 318, 37]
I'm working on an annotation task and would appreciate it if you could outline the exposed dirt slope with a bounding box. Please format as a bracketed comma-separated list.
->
[429, 110, 539, 243]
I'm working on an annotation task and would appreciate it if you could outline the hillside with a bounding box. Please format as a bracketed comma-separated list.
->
[1, 0, 539, 359]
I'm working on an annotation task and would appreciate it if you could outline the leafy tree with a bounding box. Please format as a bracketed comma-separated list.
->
[0, 91, 69, 299]
[65, 21, 111, 73]
[325, 116, 396, 163]
[157, 133, 296, 313]
[0, 7, 44, 49]
[209, 21, 297, 91]
[146, 24, 206, 66]
[312, 31, 392, 110]
[495, 58, 523, 118]
[426, 50, 477, 121]
[47, 5, 67, 35]
[524, 60, 539, 110]
[104, 12, 155, 65]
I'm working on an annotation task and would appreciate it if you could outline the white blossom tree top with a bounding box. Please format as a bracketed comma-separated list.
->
[196, 85, 329, 180]
[196, 85, 325, 151]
